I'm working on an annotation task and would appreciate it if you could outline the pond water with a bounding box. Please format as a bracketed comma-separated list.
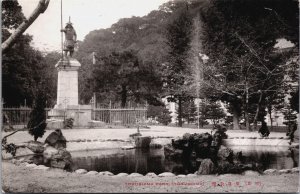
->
[70, 146, 298, 175]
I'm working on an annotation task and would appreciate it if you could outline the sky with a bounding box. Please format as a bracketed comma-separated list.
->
[18, 0, 169, 52]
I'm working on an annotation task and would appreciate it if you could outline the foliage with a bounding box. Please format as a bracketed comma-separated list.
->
[157, 107, 172, 126]
[2, 0, 56, 107]
[88, 50, 162, 107]
[163, 5, 193, 127]
[63, 118, 74, 129]
[181, 99, 197, 124]
[147, 105, 172, 125]
[27, 83, 48, 141]
[199, 0, 299, 130]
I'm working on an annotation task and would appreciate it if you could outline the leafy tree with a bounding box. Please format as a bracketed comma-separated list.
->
[199, 0, 299, 131]
[181, 99, 197, 124]
[27, 83, 48, 141]
[163, 5, 193, 127]
[2, 0, 53, 107]
[206, 101, 226, 125]
[147, 104, 172, 125]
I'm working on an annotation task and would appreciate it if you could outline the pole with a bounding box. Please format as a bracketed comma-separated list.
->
[61, 0, 64, 60]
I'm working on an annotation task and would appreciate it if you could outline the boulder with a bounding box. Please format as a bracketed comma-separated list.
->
[75, 169, 87, 174]
[43, 145, 59, 161]
[164, 144, 183, 160]
[26, 163, 37, 168]
[45, 147, 73, 170]
[128, 173, 143, 177]
[45, 129, 67, 149]
[145, 172, 157, 177]
[186, 174, 197, 177]
[176, 174, 186, 178]
[217, 145, 233, 161]
[196, 159, 215, 175]
[243, 170, 260, 176]
[34, 165, 50, 170]
[264, 169, 277, 175]
[115, 173, 129, 177]
[291, 167, 299, 173]
[98, 171, 114, 176]
[158, 172, 176, 177]
[134, 136, 151, 148]
[278, 169, 291, 174]
[26, 141, 44, 153]
[85, 171, 98, 175]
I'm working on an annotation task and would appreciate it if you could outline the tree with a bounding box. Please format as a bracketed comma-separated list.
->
[2, 0, 50, 52]
[206, 101, 226, 125]
[163, 5, 193, 127]
[181, 99, 197, 124]
[147, 105, 172, 125]
[90, 50, 162, 107]
[27, 83, 48, 141]
[199, 0, 299, 131]
[2, 0, 52, 107]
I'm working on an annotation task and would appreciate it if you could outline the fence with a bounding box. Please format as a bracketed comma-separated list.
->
[92, 104, 147, 125]
[3, 104, 147, 127]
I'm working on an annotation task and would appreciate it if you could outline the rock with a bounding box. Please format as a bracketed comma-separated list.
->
[26, 141, 45, 153]
[128, 173, 143, 177]
[158, 172, 176, 177]
[279, 169, 291, 174]
[291, 167, 299, 173]
[243, 170, 260, 176]
[115, 173, 128, 177]
[264, 169, 277, 175]
[150, 143, 163, 149]
[45, 129, 67, 149]
[75, 169, 87, 174]
[177, 174, 186, 178]
[98, 171, 114, 176]
[197, 159, 215, 175]
[186, 174, 197, 177]
[217, 146, 233, 161]
[34, 165, 50, 170]
[26, 163, 37, 168]
[85, 171, 98, 175]
[46, 147, 73, 170]
[121, 146, 135, 150]
[145, 172, 157, 177]
[182, 133, 192, 140]
[11, 159, 21, 165]
[164, 144, 183, 160]
[43, 146, 59, 160]
[134, 136, 151, 148]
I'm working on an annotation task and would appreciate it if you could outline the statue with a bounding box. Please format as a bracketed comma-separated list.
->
[61, 21, 77, 57]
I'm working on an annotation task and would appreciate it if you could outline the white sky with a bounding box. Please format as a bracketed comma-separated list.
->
[19, 0, 169, 52]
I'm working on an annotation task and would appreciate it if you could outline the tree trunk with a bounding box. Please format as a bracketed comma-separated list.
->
[269, 108, 273, 130]
[2, 0, 50, 53]
[121, 85, 127, 108]
[178, 97, 183, 127]
[253, 92, 263, 130]
[232, 103, 240, 130]
[245, 81, 251, 131]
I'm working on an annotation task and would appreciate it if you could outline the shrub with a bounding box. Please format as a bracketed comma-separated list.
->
[27, 88, 47, 141]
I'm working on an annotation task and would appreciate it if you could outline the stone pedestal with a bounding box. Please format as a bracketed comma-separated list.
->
[55, 58, 80, 107]
[47, 58, 92, 128]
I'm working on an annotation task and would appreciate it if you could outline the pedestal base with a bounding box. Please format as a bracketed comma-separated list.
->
[47, 105, 92, 128]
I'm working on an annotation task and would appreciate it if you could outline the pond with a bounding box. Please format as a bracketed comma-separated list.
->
[69, 146, 298, 175]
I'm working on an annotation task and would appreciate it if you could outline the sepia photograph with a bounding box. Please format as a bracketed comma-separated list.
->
[1, 0, 299, 193]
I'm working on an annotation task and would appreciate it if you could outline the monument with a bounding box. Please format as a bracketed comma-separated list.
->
[47, 20, 93, 128]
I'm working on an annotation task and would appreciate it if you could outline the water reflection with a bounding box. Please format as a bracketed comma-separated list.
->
[71, 146, 297, 175]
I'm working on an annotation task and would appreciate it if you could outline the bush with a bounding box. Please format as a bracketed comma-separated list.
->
[63, 118, 74, 129]
[27, 88, 47, 141]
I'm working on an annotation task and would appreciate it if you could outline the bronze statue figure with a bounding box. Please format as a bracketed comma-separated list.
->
[61, 21, 77, 57]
